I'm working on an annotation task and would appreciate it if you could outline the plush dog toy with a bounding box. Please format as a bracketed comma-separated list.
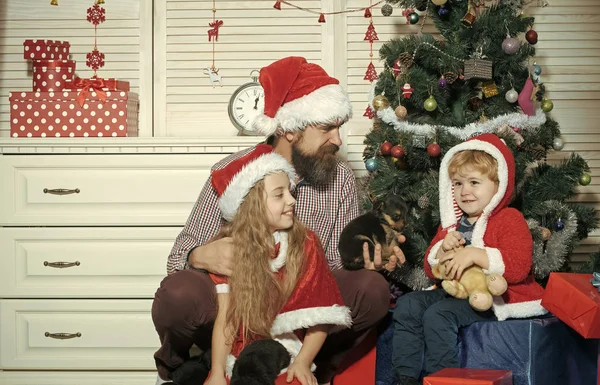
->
[339, 195, 408, 270]
[432, 247, 508, 311]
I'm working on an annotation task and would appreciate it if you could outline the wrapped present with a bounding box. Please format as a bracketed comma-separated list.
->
[32, 59, 76, 92]
[542, 272, 600, 339]
[9, 90, 139, 138]
[423, 368, 512, 385]
[23, 39, 70, 60]
[464, 59, 493, 80]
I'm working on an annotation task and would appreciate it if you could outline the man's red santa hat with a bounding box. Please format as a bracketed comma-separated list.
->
[211, 144, 296, 221]
[251, 56, 353, 136]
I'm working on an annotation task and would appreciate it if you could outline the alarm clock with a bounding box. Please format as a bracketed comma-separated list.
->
[228, 70, 265, 136]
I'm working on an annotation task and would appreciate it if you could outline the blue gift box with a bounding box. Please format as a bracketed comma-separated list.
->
[376, 312, 598, 385]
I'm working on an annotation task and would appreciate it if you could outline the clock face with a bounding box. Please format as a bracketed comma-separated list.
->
[228, 83, 265, 135]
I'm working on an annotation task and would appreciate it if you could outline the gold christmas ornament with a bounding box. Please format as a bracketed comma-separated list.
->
[541, 98, 554, 112]
[431, 0, 447, 5]
[461, 10, 476, 27]
[372, 95, 390, 111]
[424, 96, 438, 112]
[395, 105, 408, 120]
[50, 0, 58, 5]
[540, 227, 551, 241]
[96, 0, 105, 4]
[482, 81, 499, 98]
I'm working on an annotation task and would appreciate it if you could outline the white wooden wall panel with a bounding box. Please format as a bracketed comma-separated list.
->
[154, 0, 327, 137]
[344, 0, 600, 265]
[0, 0, 153, 137]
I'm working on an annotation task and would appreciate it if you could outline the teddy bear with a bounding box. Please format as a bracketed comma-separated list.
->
[431, 247, 508, 311]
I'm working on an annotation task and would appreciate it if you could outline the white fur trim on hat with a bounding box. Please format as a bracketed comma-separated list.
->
[438, 139, 509, 248]
[219, 152, 296, 222]
[492, 297, 548, 321]
[251, 84, 353, 136]
[270, 305, 352, 337]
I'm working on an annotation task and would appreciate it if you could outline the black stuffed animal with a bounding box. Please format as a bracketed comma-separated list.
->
[339, 194, 408, 270]
[230, 339, 291, 385]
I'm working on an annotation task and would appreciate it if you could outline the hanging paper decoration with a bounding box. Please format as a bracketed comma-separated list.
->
[318, 13, 326, 23]
[364, 8, 372, 18]
[205, 0, 223, 87]
[364, 62, 378, 82]
[86, 3, 106, 74]
[273, 0, 281, 10]
[364, 23, 379, 43]
[363, 105, 375, 119]
[272, 0, 384, 24]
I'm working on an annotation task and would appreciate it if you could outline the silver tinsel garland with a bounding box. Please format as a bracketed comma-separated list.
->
[527, 201, 578, 280]
[368, 80, 548, 139]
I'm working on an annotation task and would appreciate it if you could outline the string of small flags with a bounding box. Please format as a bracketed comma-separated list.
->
[273, 0, 385, 23]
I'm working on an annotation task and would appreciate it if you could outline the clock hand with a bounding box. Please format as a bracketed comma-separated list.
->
[253, 97, 260, 110]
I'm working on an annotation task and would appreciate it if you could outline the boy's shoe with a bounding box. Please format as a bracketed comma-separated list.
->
[397, 375, 420, 385]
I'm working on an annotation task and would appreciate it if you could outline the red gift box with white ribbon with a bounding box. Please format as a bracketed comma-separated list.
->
[32, 59, 76, 92]
[9, 89, 139, 138]
[23, 39, 70, 61]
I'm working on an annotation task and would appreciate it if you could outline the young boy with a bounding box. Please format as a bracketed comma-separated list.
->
[392, 133, 547, 385]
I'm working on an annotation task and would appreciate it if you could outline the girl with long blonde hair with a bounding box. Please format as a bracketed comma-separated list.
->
[205, 145, 352, 385]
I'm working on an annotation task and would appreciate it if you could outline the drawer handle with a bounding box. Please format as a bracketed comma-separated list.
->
[44, 261, 81, 268]
[43, 188, 80, 195]
[45, 332, 81, 340]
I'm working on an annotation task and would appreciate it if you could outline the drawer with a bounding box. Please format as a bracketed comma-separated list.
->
[0, 372, 156, 385]
[0, 299, 157, 370]
[0, 227, 178, 298]
[0, 154, 224, 226]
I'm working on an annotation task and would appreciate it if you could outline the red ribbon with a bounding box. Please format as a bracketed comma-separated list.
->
[71, 77, 111, 107]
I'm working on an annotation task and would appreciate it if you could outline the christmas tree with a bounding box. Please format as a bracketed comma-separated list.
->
[362, 0, 598, 290]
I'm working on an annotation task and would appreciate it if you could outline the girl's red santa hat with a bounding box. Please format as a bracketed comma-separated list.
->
[211, 144, 296, 221]
[251, 56, 353, 136]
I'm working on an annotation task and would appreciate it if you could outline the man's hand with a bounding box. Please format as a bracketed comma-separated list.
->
[441, 231, 465, 252]
[363, 233, 406, 272]
[188, 237, 234, 276]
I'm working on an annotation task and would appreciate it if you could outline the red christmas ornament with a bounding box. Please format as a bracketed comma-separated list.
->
[427, 143, 441, 157]
[207, 20, 224, 42]
[364, 23, 379, 43]
[86, 48, 105, 71]
[364, 62, 378, 82]
[86, 4, 106, 26]
[526, 29, 538, 45]
[363, 105, 374, 119]
[402, 83, 414, 99]
[318, 13, 326, 23]
[273, 0, 281, 10]
[380, 141, 393, 156]
[391, 145, 405, 159]
[364, 8, 372, 18]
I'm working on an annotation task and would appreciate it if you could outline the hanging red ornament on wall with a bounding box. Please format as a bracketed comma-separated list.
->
[364, 62, 378, 81]
[363, 105, 374, 119]
[207, 20, 224, 42]
[318, 13, 326, 23]
[87, 4, 106, 25]
[364, 23, 379, 43]
[86, 47, 105, 71]
[364, 8, 372, 18]
[273, 0, 282, 10]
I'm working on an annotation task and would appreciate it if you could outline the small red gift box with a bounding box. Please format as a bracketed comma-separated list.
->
[9, 90, 139, 138]
[32, 60, 76, 92]
[423, 368, 513, 385]
[541, 272, 600, 339]
[23, 39, 70, 60]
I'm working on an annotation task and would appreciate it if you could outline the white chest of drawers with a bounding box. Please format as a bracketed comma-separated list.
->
[0, 138, 260, 384]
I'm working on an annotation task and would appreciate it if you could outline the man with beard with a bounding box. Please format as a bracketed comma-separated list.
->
[152, 56, 406, 385]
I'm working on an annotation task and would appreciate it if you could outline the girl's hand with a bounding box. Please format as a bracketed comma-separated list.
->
[441, 231, 465, 252]
[439, 248, 474, 280]
[204, 371, 228, 385]
[286, 360, 317, 385]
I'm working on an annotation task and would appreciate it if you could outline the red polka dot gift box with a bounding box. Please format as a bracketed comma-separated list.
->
[32, 59, 76, 92]
[23, 39, 71, 61]
[9, 88, 139, 138]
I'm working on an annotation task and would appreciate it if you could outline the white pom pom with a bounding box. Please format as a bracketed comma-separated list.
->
[252, 114, 278, 136]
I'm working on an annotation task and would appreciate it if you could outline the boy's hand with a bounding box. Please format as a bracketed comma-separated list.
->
[438, 247, 474, 280]
[286, 360, 317, 385]
[441, 231, 465, 252]
[363, 233, 406, 272]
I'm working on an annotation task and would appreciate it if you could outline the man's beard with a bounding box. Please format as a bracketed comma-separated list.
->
[292, 142, 339, 186]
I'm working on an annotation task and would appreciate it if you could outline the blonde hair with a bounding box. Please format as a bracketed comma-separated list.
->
[448, 150, 499, 183]
[218, 179, 307, 343]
